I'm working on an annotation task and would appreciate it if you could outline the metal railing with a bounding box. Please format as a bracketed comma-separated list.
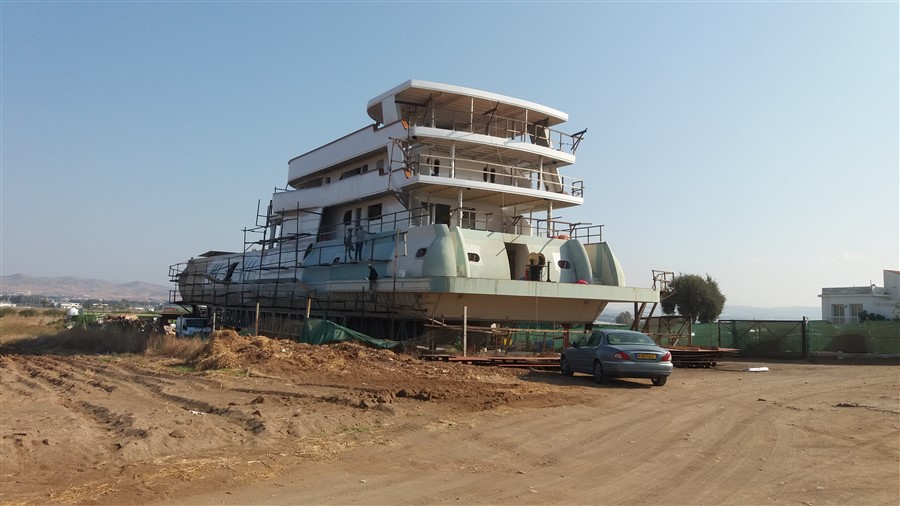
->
[408, 106, 586, 154]
[410, 154, 584, 197]
[528, 219, 604, 243]
[245, 203, 606, 252]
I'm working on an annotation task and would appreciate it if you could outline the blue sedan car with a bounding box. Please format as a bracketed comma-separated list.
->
[560, 329, 673, 386]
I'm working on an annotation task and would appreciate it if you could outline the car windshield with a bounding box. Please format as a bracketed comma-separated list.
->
[606, 333, 656, 346]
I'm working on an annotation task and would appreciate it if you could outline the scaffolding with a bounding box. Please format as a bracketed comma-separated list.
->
[169, 196, 637, 342]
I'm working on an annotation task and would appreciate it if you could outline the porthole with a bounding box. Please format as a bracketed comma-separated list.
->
[415, 248, 427, 258]
[558, 260, 571, 269]
[468, 253, 480, 262]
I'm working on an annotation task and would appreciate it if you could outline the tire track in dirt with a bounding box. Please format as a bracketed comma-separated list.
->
[11, 356, 151, 441]
[69, 358, 270, 435]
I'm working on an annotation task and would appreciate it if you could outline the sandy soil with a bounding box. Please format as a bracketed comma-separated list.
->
[1, 332, 898, 505]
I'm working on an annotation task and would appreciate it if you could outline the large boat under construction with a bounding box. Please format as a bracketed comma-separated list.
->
[170, 80, 660, 339]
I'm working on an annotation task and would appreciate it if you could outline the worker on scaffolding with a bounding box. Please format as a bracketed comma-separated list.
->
[354, 224, 367, 261]
[367, 263, 379, 300]
[344, 226, 354, 261]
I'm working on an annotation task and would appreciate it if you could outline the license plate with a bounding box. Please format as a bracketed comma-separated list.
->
[635, 353, 657, 360]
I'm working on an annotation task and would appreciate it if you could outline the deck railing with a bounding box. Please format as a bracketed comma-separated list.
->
[267, 206, 605, 248]
[410, 154, 584, 198]
[408, 106, 586, 154]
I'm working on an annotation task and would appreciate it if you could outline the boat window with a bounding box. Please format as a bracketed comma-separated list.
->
[434, 204, 451, 225]
[461, 210, 476, 229]
[558, 260, 571, 269]
[489, 168, 496, 183]
[367, 204, 382, 220]
[340, 167, 362, 180]
[376, 159, 385, 175]
[361, 164, 369, 173]
[467, 253, 480, 262]
[415, 248, 427, 258]
[432, 159, 440, 176]
[342, 210, 353, 225]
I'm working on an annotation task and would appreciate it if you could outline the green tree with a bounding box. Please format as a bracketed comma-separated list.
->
[660, 273, 726, 323]
[615, 311, 634, 326]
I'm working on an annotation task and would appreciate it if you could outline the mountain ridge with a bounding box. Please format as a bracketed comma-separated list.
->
[1, 274, 170, 301]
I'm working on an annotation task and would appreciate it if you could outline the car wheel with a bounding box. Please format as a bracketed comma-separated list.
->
[592, 361, 608, 385]
[560, 356, 574, 377]
[651, 376, 667, 386]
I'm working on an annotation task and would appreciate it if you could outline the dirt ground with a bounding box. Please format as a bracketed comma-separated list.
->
[1, 332, 898, 505]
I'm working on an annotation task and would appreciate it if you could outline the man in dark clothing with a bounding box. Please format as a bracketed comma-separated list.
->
[354, 225, 367, 261]
[367, 263, 378, 299]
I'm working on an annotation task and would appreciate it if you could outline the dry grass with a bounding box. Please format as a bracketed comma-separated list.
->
[0, 310, 206, 359]
[0, 313, 66, 344]
[146, 333, 206, 359]
[2, 326, 150, 354]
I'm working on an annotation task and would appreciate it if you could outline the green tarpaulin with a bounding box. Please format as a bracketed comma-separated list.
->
[296, 318, 403, 350]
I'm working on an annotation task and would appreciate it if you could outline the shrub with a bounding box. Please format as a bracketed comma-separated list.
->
[0, 307, 16, 318]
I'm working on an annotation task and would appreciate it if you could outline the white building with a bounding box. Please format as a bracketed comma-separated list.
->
[819, 270, 900, 323]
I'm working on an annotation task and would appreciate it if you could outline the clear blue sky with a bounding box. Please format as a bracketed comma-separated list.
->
[2, 1, 897, 308]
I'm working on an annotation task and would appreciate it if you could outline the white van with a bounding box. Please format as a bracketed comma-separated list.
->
[175, 316, 212, 338]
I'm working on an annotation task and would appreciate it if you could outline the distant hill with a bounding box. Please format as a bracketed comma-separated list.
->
[0, 274, 170, 301]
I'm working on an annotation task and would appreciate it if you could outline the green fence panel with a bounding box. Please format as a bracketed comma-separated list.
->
[690, 320, 900, 357]
[689, 324, 731, 348]
[808, 321, 900, 354]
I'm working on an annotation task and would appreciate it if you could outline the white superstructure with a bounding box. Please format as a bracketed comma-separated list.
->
[171, 80, 659, 334]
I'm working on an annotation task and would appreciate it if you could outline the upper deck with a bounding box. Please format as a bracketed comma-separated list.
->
[287, 80, 586, 187]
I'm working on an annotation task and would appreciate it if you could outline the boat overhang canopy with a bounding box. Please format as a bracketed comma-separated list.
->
[198, 250, 239, 258]
[367, 80, 568, 127]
